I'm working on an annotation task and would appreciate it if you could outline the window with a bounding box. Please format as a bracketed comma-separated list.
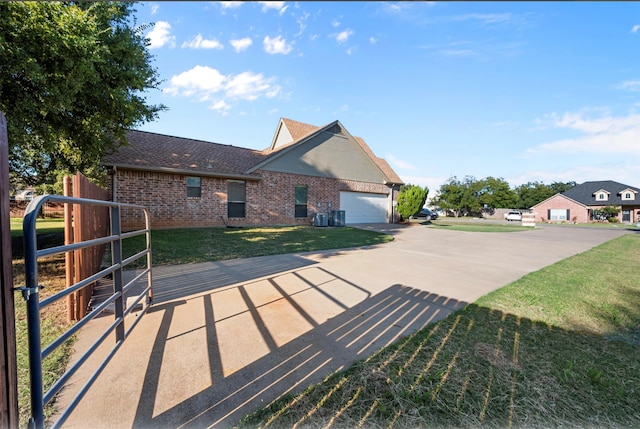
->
[186, 176, 201, 198]
[549, 209, 569, 221]
[295, 186, 308, 218]
[228, 180, 246, 218]
[596, 192, 608, 201]
[626, 193, 632, 199]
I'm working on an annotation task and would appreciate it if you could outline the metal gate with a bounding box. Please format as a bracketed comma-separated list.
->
[18, 195, 152, 429]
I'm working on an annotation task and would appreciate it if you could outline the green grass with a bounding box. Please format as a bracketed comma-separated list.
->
[238, 234, 640, 429]
[122, 226, 393, 267]
[10, 218, 64, 237]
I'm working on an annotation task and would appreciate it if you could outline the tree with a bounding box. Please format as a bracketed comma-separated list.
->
[0, 2, 166, 188]
[514, 181, 577, 209]
[397, 184, 428, 219]
[477, 177, 518, 210]
[433, 176, 466, 217]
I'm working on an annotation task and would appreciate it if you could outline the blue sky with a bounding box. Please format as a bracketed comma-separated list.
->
[134, 1, 640, 194]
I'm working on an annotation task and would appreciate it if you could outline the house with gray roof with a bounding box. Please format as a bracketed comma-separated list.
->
[531, 180, 640, 223]
[102, 118, 404, 228]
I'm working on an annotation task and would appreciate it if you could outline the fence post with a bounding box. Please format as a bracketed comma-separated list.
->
[64, 177, 75, 323]
[110, 206, 125, 342]
[0, 112, 19, 428]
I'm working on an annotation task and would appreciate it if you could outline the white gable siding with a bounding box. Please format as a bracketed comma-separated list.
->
[273, 125, 294, 150]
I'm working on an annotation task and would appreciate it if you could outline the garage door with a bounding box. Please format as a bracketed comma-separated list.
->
[339, 191, 388, 224]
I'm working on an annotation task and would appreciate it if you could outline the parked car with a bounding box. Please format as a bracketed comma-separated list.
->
[416, 208, 439, 220]
[505, 210, 522, 221]
[14, 189, 35, 201]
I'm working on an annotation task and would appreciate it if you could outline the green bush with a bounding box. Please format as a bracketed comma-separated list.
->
[397, 185, 428, 219]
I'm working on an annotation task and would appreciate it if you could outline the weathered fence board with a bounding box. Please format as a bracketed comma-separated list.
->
[64, 173, 109, 321]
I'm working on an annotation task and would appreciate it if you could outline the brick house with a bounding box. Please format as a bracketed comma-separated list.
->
[102, 118, 404, 228]
[531, 180, 640, 224]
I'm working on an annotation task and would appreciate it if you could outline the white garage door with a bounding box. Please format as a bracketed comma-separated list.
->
[339, 192, 388, 224]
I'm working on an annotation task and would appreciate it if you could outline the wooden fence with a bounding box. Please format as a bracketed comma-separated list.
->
[64, 173, 110, 321]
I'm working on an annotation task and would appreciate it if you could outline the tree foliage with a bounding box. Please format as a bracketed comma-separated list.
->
[593, 205, 620, 222]
[397, 184, 429, 219]
[0, 1, 166, 187]
[434, 176, 518, 217]
[434, 177, 576, 217]
[514, 181, 577, 209]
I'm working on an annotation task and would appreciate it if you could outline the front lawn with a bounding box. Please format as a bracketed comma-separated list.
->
[122, 226, 393, 267]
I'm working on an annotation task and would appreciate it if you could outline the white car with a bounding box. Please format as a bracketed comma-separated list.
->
[505, 210, 522, 221]
[15, 190, 35, 201]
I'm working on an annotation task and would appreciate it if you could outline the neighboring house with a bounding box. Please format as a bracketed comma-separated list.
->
[102, 118, 404, 228]
[531, 180, 640, 224]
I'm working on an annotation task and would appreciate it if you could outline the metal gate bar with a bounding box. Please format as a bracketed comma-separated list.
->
[19, 195, 152, 429]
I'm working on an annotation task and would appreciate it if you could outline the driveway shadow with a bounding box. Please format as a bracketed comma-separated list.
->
[131, 277, 467, 428]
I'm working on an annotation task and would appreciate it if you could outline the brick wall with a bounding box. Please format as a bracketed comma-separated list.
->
[533, 195, 589, 223]
[110, 168, 393, 228]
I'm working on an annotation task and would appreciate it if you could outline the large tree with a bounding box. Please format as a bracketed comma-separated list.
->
[0, 2, 165, 188]
[478, 177, 518, 210]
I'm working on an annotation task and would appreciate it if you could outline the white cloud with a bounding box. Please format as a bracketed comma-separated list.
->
[441, 49, 477, 57]
[150, 4, 159, 15]
[385, 154, 416, 171]
[220, 1, 243, 10]
[332, 104, 349, 115]
[369, 36, 378, 44]
[454, 13, 514, 25]
[508, 163, 640, 188]
[182, 34, 224, 50]
[618, 80, 640, 92]
[230, 37, 253, 52]
[331, 19, 341, 28]
[259, 1, 288, 15]
[334, 29, 354, 44]
[164, 66, 226, 99]
[225, 71, 280, 100]
[146, 21, 175, 49]
[528, 111, 640, 154]
[263, 35, 293, 54]
[210, 100, 231, 114]
[295, 11, 310, 36]
[632, 24, 640, 33]
[164, 65, 281, 107]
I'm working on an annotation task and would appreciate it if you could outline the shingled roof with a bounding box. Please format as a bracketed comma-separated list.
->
[103, 118, 404, 185]
[103, 130, 266, 180]
[561, 180, 640, 206]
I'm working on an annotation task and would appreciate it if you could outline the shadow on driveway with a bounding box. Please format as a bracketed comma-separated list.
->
[131, 280, 467, 428]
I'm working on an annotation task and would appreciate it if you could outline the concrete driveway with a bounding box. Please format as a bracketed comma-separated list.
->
[56, 223, 628, 428]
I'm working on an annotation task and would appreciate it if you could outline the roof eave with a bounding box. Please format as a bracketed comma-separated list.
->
[105, 163, 262, 181]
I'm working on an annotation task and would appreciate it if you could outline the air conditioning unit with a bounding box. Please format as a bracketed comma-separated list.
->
[329, 210, 346, 227]
[314, 212, 328, 227]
